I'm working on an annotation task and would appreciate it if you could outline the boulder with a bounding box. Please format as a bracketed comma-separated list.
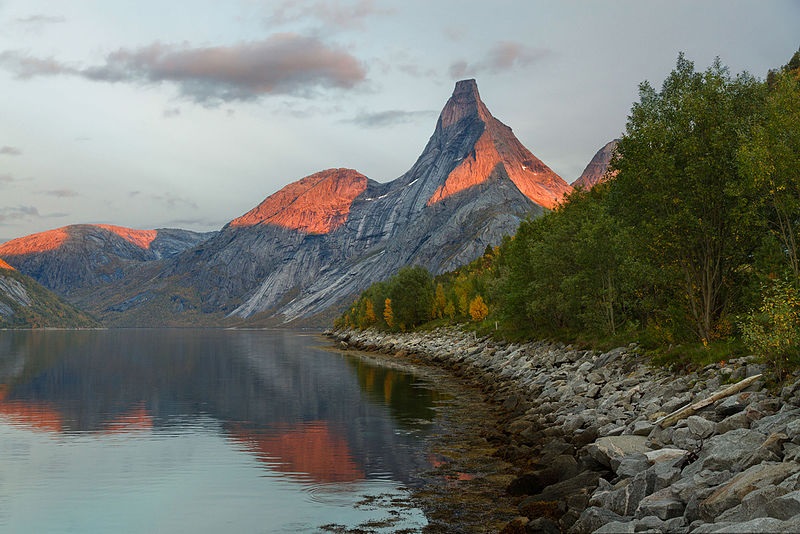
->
[586, 435, 651, 468]
[700, 462, 799, 519]
[568, 506, 626, 534]
[635, 487, 685, 520]
[686, 415, 717, 439]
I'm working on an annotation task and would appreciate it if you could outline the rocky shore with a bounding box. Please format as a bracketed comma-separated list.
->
[330, 327, 800, 533]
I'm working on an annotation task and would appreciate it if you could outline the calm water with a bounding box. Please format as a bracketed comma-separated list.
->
[0, 329, 444, 533]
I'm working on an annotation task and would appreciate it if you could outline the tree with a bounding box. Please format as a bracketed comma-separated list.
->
[383, 298, 394, 328]
[433, 283, 447, 319]
[469, 295, 489, 322]
[739, 68, 800, 277]
[363, 299, 376, 326]
[608, 54, 764, 342]
[387, 266, 434, 330]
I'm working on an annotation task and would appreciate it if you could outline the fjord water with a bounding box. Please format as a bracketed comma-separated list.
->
[0, 329, 438, 533]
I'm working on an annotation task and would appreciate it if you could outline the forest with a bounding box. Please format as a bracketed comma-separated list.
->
[336, 50, 800, 375]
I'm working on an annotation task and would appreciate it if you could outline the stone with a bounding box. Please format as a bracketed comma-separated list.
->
[586, 435, 651, 468]
[635, 488, 685, 520]
[568, 506, 626, 534]
[686, 415, 716, 439]
[613, 453, 650, 478]
[700, 462, 800, 519]
[593, 521, 635, 533]
[644, 448, 688, 465]
[715, 412, 750, 434]
[716, 485, 791, 522]
[682, 428, 768, 476]
[632, 420, 655, 436]
[701, 517, 787, 532]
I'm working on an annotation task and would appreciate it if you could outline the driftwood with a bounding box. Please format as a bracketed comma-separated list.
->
[657, 373, 762, 429]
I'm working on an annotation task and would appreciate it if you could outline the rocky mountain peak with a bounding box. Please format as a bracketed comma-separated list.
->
[427, 80, 571, 209]
[228, 168, 369, 234]
[438, 78, 492, 130]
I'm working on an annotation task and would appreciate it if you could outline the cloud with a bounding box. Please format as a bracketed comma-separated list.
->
[267, 0, 392, 30]
[163, 107, 181, 118]
[0, 146, 22, 156]
[449, 41, 552, 79]
[0, 33, 367, 104]
[0, 173, 15, 183]
[345, 109, 436, 128]
[41, 189, 78, 198]
[0, 205, 40, 222]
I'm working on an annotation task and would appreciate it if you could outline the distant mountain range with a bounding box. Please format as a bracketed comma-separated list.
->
[0, 80, 616, 327]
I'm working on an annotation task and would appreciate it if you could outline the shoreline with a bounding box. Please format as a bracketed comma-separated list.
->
[330, 327, 800, 533]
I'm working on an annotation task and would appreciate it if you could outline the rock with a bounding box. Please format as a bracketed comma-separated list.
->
[568, 506, 626, 534]
[593, 520, 635, 533]
[686, 415, 716, 439]
[715, 485, 790, 522]
[715, 411, 750, 434]
[635, 487, 685, 520]
[613, 452, 650, 478]
[499, 516, 529, 534]
[700, 462, 800, 519]
[715, 394, 749, 417]
[644, 448, 688, 465]
[632, 420, 655, 436]
[683, 428, 768, 476]
[586, 435, 651, 468]
[698, 517, 787, 532]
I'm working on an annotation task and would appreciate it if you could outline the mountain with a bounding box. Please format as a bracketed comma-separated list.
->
[0, 259, 98, 328]
[571, 139, 619, 189]
[0, 224, 216, 297]
[5, 79, 572, 326]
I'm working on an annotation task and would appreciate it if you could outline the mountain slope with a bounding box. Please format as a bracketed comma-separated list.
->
[0, 260, 98, 328]
[0, 224, 216, 297]
[571, 140, 619, 189]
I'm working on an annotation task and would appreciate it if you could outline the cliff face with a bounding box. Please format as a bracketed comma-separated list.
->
[4, 80, 571, 326]
[571, 140, 619, 190]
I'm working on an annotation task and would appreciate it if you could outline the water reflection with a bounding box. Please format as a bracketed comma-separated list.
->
[0, 329, 439, 532]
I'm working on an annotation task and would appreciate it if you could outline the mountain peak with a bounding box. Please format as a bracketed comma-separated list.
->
[229, 168, 368, 234]
[438, 78, 491, 130]
[571, 139, 619, 189]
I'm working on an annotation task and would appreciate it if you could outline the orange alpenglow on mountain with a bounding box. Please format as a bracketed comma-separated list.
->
[0, 224, 157, 256]
[229, 168, 368, 234]
[427, 79, 571, 209]
[0, 258, 14, 270]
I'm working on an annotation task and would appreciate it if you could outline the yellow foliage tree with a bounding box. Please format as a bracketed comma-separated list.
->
[433, 283, 447, 319]
[383, 298, 394, 328]
[363, 299, 376, 326]
[469, 295, 489, 322]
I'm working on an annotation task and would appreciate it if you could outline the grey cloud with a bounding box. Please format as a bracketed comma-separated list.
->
[449, 41, 552, 78]
[0, 33, 366, 104]
[163, 107, 181, 118]
[149, 192, 198, 210]
[345, 109, 436, 128]
[268, 0, 392, 29]
[41, 189, 78, 198]
[0, 146, 22, 156]
[0, 205, 40, 222]
[0, 173, 14, 183]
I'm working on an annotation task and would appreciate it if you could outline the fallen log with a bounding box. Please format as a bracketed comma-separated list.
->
[656, 373, 762, 429]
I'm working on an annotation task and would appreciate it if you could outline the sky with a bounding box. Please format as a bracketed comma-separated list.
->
[0, 0, 798, 242]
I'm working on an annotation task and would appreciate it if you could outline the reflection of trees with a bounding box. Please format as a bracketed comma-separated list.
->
[0, 330, 436, 483]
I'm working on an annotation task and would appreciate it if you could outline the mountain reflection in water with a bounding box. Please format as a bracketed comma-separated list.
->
[0, 329, 438, 532]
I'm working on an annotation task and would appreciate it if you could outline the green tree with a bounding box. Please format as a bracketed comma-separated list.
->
[387, 266, 434, 330]
[608, 54, 765, 342]
[739, 68, 800, 277]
